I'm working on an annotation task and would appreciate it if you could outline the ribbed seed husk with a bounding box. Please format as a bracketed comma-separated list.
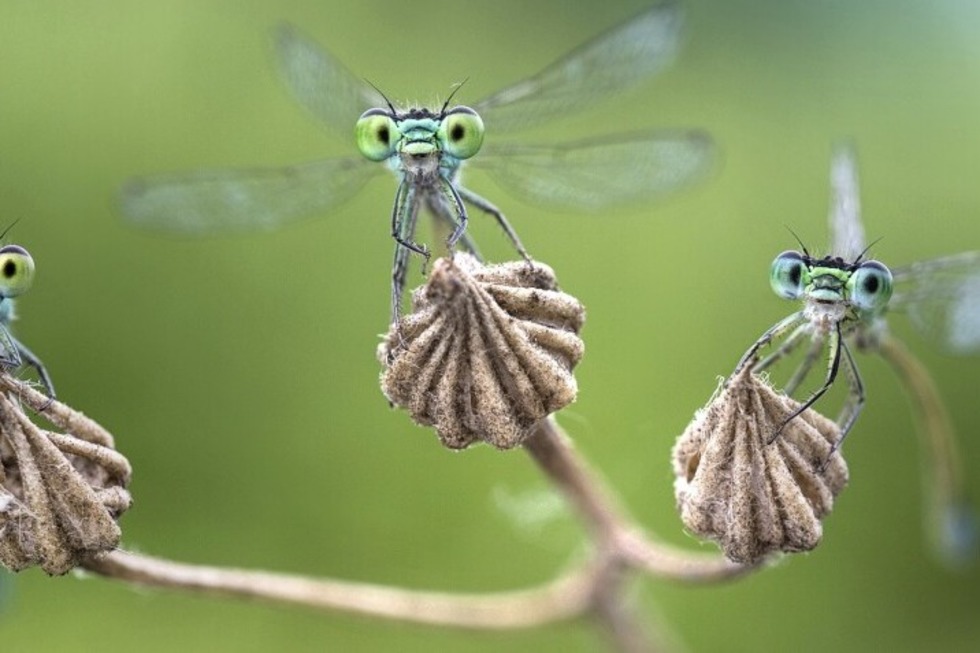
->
[380, 254, 585, 450]
[672, 366, 848, 564]
[0, 387, 132, 575]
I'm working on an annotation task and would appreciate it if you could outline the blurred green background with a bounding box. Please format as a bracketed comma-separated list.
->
[2, 0, 980, 651]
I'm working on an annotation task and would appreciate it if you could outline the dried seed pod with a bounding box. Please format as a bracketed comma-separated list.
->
[379, 254, 585, 450]
[672, 366, 848, 564]
[0, 378, 132, 575]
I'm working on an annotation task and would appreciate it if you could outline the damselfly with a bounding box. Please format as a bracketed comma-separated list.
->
[733, 146, 977, 563]
[121, 2, 712, 321]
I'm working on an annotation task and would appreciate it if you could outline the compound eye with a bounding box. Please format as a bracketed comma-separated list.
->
[438, 106, 484, 160]
[355, 109, 399, 161]
[0, 244, 35, 298]
[769, 250, 806, 300]
[850, 259, 893, 312]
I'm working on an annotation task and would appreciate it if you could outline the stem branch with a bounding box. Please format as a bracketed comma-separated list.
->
[81, 549, 596, 630]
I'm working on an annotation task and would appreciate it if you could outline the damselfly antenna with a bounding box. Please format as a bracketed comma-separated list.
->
[365, 79, 397, 115]
[440, 79, 469, 116]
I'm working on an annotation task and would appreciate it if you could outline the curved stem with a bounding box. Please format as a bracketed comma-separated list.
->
[522, 417, 629, 541]
[81, 549, 597, 630]
[523, 418, 755, 583]
[615, 530, 762, 584]
[588, 557, 662, 653]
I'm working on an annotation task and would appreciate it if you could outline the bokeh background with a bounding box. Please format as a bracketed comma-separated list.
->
[2, 0, 980, 651]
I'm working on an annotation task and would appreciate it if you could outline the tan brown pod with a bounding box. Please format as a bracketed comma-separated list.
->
[672, 366, 849, 564]
[380, 254, 585, 450]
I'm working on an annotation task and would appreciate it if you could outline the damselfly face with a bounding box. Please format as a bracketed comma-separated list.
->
[769, 250, 893, 331]
[120, 3, 713, 322]
[355, 106, 485, 175]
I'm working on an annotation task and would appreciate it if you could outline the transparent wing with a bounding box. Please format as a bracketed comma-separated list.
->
[274, 23, 386, 130]
[120, 157, 382, 235]
[121, 25, 390, 236]
[472, 2, 683, 133]
[828, 144, 866, 260]
[891, 251, 980, 354]
[471, 130, 713, 211]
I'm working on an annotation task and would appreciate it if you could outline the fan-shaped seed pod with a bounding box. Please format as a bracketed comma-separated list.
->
[0, 379, 132, 575]
[672, 366, 848, 564]
[379, 254, 585, 450]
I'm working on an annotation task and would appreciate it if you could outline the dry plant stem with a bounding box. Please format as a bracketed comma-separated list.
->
[616, 531, 761, 584]
[81, 549, 596, 629]
[522, 417, 626, 541]
[590, 563, 661, 653]
[70, 417, 751, 642]
[522, 418, 751, 653]
[66, 418, 746, 653]
[523, 417, 753, 583]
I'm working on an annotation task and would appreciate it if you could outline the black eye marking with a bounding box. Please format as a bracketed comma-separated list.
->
[450, 123, 465, 141]
[2, 260, 16, 278]
[377, 126, 390, 145]
[862, 274, 880, 294]
[788, 263, 802, 287]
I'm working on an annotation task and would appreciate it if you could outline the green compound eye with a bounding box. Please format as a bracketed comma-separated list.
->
[769, 250, 807, 300]
[355, 109, 399, 161]
[438, 106, 484, 160]
[0, 244, 35, 298]
[849, 260, 893, 312]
